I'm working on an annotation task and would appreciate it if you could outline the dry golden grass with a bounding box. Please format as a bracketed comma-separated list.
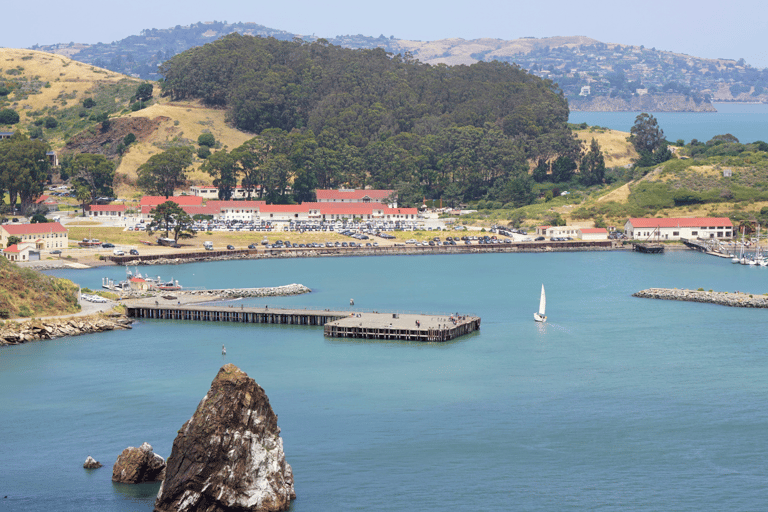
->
[0, 48, 137, 145]
[114, 98, 255, 196]
[574, 128, 638, 168]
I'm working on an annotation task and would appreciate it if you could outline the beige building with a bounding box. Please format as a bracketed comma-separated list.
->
[0, 222, 69, 250]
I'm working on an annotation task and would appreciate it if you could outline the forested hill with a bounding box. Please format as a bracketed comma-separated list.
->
[158, 33, 580, 207]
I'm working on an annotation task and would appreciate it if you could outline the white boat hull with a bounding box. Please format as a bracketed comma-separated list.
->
[534, 313, 547, 323]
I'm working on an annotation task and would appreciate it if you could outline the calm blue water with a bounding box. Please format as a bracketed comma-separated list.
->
[570, 102, 768, 144]
[3, 251, 768, 511]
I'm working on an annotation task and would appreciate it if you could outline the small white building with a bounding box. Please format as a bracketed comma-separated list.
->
[578, 228, 609, 241]
[86, 204, 126, 219]
[535, 225, 581, 238]
[2, 243, 39, 262]
[624, 217, 734, 240]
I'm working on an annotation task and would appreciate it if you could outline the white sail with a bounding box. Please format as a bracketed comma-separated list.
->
[534, 284, 547, 322]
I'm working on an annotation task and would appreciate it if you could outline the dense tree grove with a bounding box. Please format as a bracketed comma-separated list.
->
[0, 132, 51, 214]
[160, 34, 582, 206]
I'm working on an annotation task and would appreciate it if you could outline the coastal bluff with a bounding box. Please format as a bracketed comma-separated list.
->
[633, 288, 768, 308]
[155, 364, 295, 512]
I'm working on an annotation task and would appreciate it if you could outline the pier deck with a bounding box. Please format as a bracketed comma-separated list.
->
[124, 302, 480, 342]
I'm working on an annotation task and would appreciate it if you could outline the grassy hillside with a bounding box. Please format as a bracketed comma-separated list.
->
[114, 99, 254, 196]
[0, 48, 139, 147]
[0, 48, 254, 195]
[0, 257, 80, 319]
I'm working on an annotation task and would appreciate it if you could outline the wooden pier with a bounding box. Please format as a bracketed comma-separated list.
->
[124, 303, 480, 342]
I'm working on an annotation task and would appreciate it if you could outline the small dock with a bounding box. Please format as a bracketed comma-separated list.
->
[123, 303, 480, 342]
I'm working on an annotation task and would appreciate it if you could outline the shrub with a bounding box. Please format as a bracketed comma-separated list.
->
[198, 133, 216, 147]
[82, 97, 96, 108]
[0, 108, 20, 125]
[44, 116, 58, 129]
[123, 133, 136, 145]
[197, 146, 211, 159]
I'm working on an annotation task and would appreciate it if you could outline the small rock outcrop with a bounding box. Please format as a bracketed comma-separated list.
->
[112, 442, 166, 483]
[83, 456, 102, 469]
[154, 364, 295, 512]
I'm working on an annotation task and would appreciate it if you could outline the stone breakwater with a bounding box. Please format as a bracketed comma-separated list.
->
[183, 284, 311, 299]
[633, 288, 768, 308]
[0, 314, 133, 346]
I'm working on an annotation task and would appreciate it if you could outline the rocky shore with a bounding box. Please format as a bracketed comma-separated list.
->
[570, 93, 717, 112]
[0, 313, 133, 346]
[633, 288, 768, 308]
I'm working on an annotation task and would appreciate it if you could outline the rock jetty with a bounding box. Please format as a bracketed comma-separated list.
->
[112, 442, 166, 483]
[0, 315, 133, 346]
[155, 364, 295, 512]
[633, 288, 768, 308]
[183, 284, 311, 299]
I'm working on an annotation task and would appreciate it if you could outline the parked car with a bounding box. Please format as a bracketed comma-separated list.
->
[101, 243, 115, 248]
[535, 236, 545, 241]
[129, 249, 139, 255]
[50, 249, 62, 254]
[248, 243, 257, 249]
[227, 245, 235, 250]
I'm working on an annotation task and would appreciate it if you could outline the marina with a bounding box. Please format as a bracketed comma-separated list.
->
[124, 302, 481, 342]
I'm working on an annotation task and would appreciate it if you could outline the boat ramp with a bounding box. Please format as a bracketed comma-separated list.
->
[124, 302, 480, 342]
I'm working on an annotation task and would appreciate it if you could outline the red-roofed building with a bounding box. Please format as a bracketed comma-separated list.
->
[140, 196, 203, 218]
[207, 200, 267, 221]
[316, 189, 396, 207]
[86, 204, 126, 219]
[625, 217, 733, 240]
[1, 243, 39, 262]
[0, 222, 68, 250]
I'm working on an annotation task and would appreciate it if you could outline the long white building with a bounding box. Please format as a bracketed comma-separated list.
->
[624, 217, 733, 240]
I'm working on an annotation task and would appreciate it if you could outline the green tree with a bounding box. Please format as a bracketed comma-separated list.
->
[202, 149, 238, 200]
[0, 109, 20, 125]
[0, 132, 50, 213]
[630, 113, 665, 154]
[82, 97, 96, 108]
[551, 156, 577, 183]
[579, 138, 606, 186]
[31, 213, 48, 223]
[135, 82, 154, 102]
[7, 235, 21, 247]
[70, 153, 115, 208]
[136, 146, 193, 198]
[43, 116, 58, 129]
[147, 201, 195, 242]
[232, 138, 267, 199]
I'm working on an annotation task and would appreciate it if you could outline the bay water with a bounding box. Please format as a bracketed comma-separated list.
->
[3, 251, 768, 511]
[569, 102, 768, 144]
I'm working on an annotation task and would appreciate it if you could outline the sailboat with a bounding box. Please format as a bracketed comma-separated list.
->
[534, 284, 547, 322]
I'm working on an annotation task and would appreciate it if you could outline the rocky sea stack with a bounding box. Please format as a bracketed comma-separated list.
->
[154, 364, 295, 512]
[112, 442, 166, 483]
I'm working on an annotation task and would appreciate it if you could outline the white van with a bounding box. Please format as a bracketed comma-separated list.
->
[204, 241, 213, 250]
[113, 249, 125, 256]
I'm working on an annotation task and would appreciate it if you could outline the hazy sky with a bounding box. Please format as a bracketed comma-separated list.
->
[5, 0, 768, 68]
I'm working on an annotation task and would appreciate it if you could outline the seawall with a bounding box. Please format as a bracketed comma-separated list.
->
[633, 288, 768, 308]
